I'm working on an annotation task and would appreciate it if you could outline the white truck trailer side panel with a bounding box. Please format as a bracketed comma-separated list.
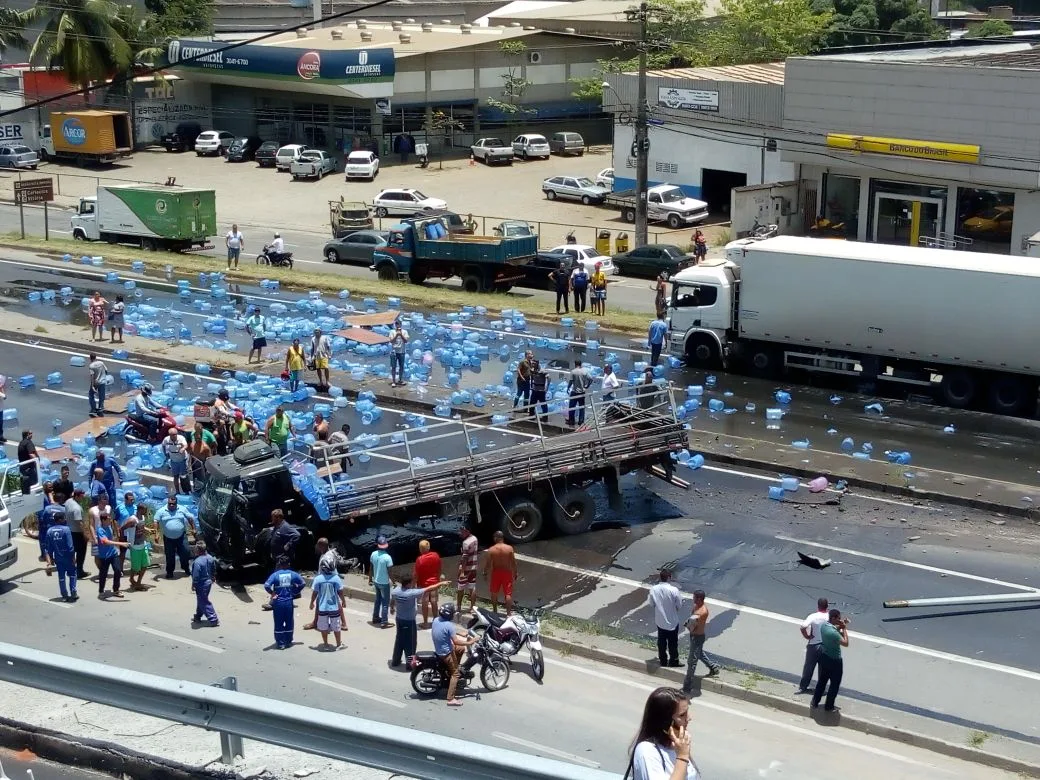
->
[731, 236, 1040, 375]
[96, 186, 159, 238]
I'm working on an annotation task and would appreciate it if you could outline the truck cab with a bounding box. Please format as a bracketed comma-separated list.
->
[70, 196, 100, 241]
[667, 259, 738, 366]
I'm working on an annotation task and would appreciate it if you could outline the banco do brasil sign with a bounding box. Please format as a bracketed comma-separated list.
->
[164, 39, 395, 85]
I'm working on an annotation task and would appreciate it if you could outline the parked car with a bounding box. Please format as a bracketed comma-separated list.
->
[512, 134, 551, 160]
[344, 150, 379, 180]
[254, 141, 280, 168]
[275, 144, 307, 171]
[612, 244, 695, 278]
[522, 249, 580, 290]
[549, 131, 585, 156]
[547, 244, 616, 275]
[194, 130, 235, 156]
[542, 175, 609, 205]
[225, 136, 264, 162]
[323, 229, 389, 264]
[493, 220, 536, 238]
[372, 188, 447, 217]
[0, 143, 39, 169]
[291, 149, 337, 180]
[471, 138, 514, 165]
[962, 204, 1014, 238]
[596, 167, 615, 189]
[161, 122, 202, 153]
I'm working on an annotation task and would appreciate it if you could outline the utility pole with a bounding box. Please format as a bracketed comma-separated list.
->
[628, 2, 652, 248]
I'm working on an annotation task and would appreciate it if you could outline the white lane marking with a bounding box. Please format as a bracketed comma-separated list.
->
[137, 625, 225, 654]
[12, 588, 72, 608]
[547, 657, 952, 772]
[517, 553, 1040, 683]
[775, 534, 1039, 593]
[40, 388, 86, 400]
[308, 675, 406, 709]
[491, 732, 601, 768]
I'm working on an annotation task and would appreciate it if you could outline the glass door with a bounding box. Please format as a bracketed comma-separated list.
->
[873, 193, 943, 246]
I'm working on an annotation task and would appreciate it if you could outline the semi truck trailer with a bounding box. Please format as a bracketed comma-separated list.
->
[71, 184, 216, 252]
[668, 235, 1040, 416]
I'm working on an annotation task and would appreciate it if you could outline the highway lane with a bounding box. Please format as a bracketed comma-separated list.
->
[0, 749, 115, 780]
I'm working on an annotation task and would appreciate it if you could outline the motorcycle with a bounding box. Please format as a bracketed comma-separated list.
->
[256, 245, 294, 268]
[467, 604, 545, 681]
[409, 631, 511, 696]
[125, 407, 180, 445]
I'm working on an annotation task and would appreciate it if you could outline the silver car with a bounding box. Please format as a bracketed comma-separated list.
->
[542, 175, 609, 205]
[291, 149, 336, 180]
[0, 144, 39, 169]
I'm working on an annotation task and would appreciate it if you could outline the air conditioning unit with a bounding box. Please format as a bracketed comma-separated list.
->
[528, 51, 542, 64]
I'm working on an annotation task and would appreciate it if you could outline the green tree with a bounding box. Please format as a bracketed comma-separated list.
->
[423, 109, 464, 170]
[106, 4, 165, 97]
[706, 0, 831, 65]
[0, 8, 28, 56]
[23, 0, 132, 88]
[815, 0, 946, 46]
[144, 0, 213, 38]
[967, 18, 1014, 37]
[487, 40, 537, 117]
[569, 60, 624, 112]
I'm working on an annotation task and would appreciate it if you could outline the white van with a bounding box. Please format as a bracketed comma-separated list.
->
[275, 144, 307, 171]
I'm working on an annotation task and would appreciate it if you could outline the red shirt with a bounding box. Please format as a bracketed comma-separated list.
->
[414, 551, 442, 587]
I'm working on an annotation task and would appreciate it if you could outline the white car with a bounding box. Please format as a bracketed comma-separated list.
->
[548, 244, 616, 275]
[275, 144, 307, 171]
[194, 130, 234, 156]
[372, 188, 447, 218]
[512, 134, 551, 160]
[291, 149, 337, 180]
[596, 167, 615, 190]
[345, 150, 379, 180]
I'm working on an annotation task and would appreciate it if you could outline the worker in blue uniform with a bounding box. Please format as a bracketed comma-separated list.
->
[44, 508, 77, 602]
[264, 555, 305, 649]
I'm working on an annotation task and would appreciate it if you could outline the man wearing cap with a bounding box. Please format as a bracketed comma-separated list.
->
[369, 535, 394, 627]
[162, 426, 190, 494]
[44, 499, 77, 602]
[309, 327, 333, 392]
[230, 410, 256, 450]
[94, 449, 125, 507]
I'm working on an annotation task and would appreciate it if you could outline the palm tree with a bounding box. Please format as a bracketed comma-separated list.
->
[0, 8, 28, 57]
[22, 0, 132, 88]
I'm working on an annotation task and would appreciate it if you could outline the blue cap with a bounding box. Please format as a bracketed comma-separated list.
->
[376, 535, 389, 549]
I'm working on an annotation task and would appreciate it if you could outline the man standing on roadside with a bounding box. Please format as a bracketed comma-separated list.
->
[682, 589, 721, 693]
[44, 503, 77, 603]
[303, 537, 348, 630]
[390, 573, 447, 667]
[513, 350, 533, 411]
[455, 526, 479, 614]
[369, 535, 394, 627]
[550, 261, 571, 315]
[87, 353, 108, 418]
[154, 494, 195, 579]
[310, 557, 346, 649]
[309, 327, 333, 392]
[65, 487, 89, 578]
[483, 530, 517, 614]
[191, 540, 220, 627]
[162, 427, 191, 495]
[389, 320, 409, 388]
[647, 314, 669, 367]
[812, 608, 850, 712]
[226, 223, 244, 271]
[571, 263, 589, 313]
[798, 597, 830, 694]
[17, 429, 38, 495]
[648, 569, 683, 668]
[413, 539, 442, 628]
[246, 306, 268, 364]
[566, 359, 591, 427]
[265, 555, 305, 649]
[269, 509, 300, 562]
[528, 360, 549, 424]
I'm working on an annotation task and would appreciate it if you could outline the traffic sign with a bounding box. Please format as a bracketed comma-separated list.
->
[13, 177, 54, 205]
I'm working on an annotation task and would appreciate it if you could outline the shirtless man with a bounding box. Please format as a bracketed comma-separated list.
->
[482, 531, 517, 614]
[682, 589, 721, 694]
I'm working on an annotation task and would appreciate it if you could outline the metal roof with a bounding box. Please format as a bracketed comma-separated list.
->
[644, 61, 785, 84]
[923, 45, 1040, 68]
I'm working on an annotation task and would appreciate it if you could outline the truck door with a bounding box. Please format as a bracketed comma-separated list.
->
[647, 191, 662, 221]
[671, 283, 720, 329]
[72, 198, 98, 239]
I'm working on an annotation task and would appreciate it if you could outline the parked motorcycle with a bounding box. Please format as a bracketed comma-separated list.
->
[467, 604, 545, 681]
[256, 245, 294, 268]
[409, 631, 511, 696]
[125, 408, 179, 445]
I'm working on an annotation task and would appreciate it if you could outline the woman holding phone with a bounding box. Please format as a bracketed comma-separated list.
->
[626, 687, 699, 779]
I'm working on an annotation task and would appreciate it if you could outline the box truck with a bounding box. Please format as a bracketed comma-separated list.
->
[668, 235, 1040, 416]
[46, 110, 132, 165]
[71, 185, 216, 252]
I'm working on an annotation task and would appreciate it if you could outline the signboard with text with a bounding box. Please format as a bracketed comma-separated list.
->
[13, 178, 54, 205]
[658, 87, 719, 113]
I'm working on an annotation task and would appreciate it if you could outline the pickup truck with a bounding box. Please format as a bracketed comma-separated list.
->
[605, 183, 710, 229]
[291, 149, 336, 180]
[162, 122, 202, 152]
[471, 138, 514, 166]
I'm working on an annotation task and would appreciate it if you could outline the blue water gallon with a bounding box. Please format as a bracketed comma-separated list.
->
[46, 372, 62, 386]
[69, 356, 87, 367]
[768, 485, 785, 500]
[781, 476, 800, 492]
[18, 375, 35, 389]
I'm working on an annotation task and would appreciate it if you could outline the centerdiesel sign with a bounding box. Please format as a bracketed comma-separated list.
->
[826, 134, 980, 165]
[164, 40, 395, 85]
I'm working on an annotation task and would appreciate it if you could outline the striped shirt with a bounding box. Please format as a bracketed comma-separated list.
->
[458, 535, 479, 584]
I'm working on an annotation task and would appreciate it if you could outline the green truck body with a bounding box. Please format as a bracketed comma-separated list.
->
[71, 185, 217, 252]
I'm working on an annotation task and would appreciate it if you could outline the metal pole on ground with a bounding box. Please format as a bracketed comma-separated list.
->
[883, 592, 1040, 609]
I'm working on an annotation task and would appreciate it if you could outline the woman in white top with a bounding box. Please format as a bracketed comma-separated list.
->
[601, 363, 621, 402]
[626, 687, 699, 780]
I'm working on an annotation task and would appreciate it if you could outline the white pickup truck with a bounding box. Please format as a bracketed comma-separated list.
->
[471, 138, 514, 166]
[605, 183, 710, 229]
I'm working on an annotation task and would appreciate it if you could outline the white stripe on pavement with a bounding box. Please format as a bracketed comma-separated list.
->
[12, 588, 72, 608]
[137, 625, 225, 654]
[516, 553, 1040, 683]
[492, 732, 601, 768]
[308, 675, 406, 709]
[775, 534, 1039, 593]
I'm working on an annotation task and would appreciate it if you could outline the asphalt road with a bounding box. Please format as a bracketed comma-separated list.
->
[0, 750, 114, 780]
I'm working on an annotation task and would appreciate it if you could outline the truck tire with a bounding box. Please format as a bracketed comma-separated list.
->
[377, 263, 397, 281]
[39, 148, 49, 162]
[551, 487, 594, 535]
[987, 374, 1035, 416]
[685, 334, 720, 369]
[497, 496, 543, 544]
[72, 229, 86, 241]
[940, 369, 977, 409]
[746, 345, 779, 378]
[462, 273, 483, 294]
[408, 267, 428, 285]
[141, 238, 157, 251]
[623, 208, 636, 223]
[667, 213, 683, 229]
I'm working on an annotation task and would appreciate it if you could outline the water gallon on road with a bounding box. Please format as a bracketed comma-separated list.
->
[69, 356, 87, 367]
[687, 454, 705, 470]
[60, 286, 73, 297]
[791, 439, 810, 449]
[2, 409, 16, 421]
[744, 403, 756, 413]
[124, 280, 136, 290]
[131, 260, 145, 273]
[886, 451, 912, 465]
[768, 486, 785, 500]
[18, 375, 35, 389]
[765, 408, 782, 421]
[105, 272, 119, 283]
[42, 290, 56, 301]
[27, 292, 41, 302]
[686, 385, 704, 397]
[809, 476, 829, 493]
[112, 349, 129, 360]
[781, 476, 799, 492]
[707, 399, 724, 412]
[841, 437, 855, 453]
[852, 452, 870, 461]
[46, 372, 62, 386]
[775, 390, 792, 404]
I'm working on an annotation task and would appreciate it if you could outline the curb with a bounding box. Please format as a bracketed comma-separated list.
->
[8, 328, 1037, 519]
[0, 715, 236, 780]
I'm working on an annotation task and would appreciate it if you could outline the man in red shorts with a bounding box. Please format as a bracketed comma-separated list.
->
[482, 530, 517, 614]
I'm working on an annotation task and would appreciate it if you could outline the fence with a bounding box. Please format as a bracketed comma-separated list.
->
[0, 641, 618, 780]
[0, 168, 167, 202]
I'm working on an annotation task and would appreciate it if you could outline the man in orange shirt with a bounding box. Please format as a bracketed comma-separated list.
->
[413, 539, 442, 628]
[482, 531, 517, 614]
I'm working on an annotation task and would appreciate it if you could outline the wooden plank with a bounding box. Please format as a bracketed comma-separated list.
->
[333, 328, 392, 346]
[342, 311, 401, 328]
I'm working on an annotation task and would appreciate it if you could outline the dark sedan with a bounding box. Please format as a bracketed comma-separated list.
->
[517, 250, 579, 290]
[612, 244, 695, 278]
[226, 136, 264, 162]
[254, 140, 280, 168]
[323, 229, 390, 264]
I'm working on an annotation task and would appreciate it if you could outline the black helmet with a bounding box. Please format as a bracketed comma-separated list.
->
[218, 389, 230, 401]
[438, 603, 456, 620]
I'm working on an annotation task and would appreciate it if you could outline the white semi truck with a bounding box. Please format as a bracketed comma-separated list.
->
[668, 235, 1040, 416]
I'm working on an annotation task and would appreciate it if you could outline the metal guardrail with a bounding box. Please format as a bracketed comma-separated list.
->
[0, 641, 617, 780]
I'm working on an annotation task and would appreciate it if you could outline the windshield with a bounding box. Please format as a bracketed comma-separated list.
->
[529, 136, 547, 144]
[347, 153, 370, 162]
[200, 473, 235, 522]
[412, 191, 429, 200]
[976, 207, 1007, 219]
[576, 178, 596, 188]
[583, 248, 604, 258]
[660, 188, 686, 203]
[663, 246, 684, 259]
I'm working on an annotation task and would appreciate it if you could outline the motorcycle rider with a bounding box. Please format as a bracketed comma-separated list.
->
[132, 383, 163, 437]
[431, 603, 477, 707]
[270, 231, 285, 262]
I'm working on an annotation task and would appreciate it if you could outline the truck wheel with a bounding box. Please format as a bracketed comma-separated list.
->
[623, 208, 636, 223]
[551, 487, 594, 535]
[39, 149, 49, 162]
[746, 346, 779, 378]
[141, 238, 157, 252]
[408, 267, 428, 285]
[545, 190, 557, 201]
[72, 229, 85, 241]
[377, 263, 397, 281]
[987, 374, 1035, 416]
[685, 335, 720, 368]
[667, 214, 683, 229]
[940, 369, 977, 409]
[462, 273, 483, 294]
[498, 496, 543, 544]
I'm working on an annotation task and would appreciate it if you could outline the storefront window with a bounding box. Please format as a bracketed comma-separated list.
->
[957, 188, 1015, 254]
[868, 179, 948, 247]
[822, 174, 860, 239]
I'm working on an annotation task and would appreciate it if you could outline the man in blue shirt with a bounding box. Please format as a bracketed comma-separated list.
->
[45, 508, 77, 602]
[264, 555, 306, 649]
[431, 603, 476, 707]
[369, 535, 394, 627]
[154, 495, 195, 579]
[390, 572, 448, 667]
[647, 315, 669, 367]
[37, 490, 66, 563]
[309, 558, 346, 649]
[191, 541, 220, 626]
[94, 450, 125, 507]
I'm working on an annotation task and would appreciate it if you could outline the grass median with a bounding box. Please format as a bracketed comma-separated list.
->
[0, 233, 653, 336]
